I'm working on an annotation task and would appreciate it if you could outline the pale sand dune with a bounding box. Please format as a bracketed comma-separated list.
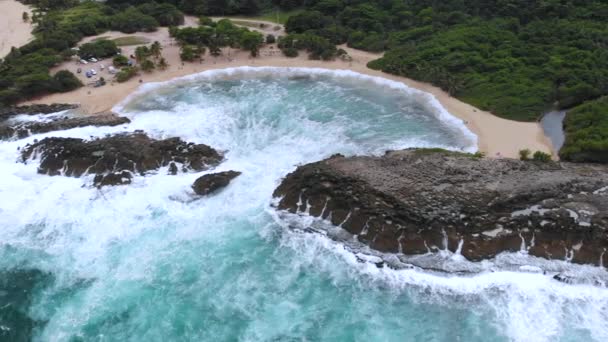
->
[0, 0, 33, 57]
[24, 19, 553, 159]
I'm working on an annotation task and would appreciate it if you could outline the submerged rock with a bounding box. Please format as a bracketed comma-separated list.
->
[273, 149, 608, 266]
[192, 171, 241, 196]
[21, 132, 223, 186]
[0, 112, 130, 140]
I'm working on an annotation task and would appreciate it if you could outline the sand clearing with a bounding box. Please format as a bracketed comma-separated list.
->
[0, 0, 33, 58]
[24, 18, 553, 158]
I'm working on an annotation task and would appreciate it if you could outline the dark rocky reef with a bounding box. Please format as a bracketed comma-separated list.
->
[273, 149, 608, 266]
[0, 103, 78, 121]
[21, 132, 223, 187]
[0, 112, 130, 140]
[192, 171, 241, 196]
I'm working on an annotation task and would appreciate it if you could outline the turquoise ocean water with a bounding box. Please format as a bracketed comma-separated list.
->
[0, 67, 606, 341]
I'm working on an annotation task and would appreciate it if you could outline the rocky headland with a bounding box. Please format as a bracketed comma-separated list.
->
[273, 149, 608, 266]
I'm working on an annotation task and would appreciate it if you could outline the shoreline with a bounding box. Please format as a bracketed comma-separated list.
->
[20, 23, 553, 158]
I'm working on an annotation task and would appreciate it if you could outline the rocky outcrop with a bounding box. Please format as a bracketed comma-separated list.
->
[273, 149, 608, 266]
[0, 104, 78, 121]
[21, 132, 223, 187]
[192, 171, 241, 196]
[0, 113, 130, 140]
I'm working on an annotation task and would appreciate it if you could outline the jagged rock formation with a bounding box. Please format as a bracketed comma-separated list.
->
[192, 171, 241, 196]
[273, 149, 608, 266]
[21, 132, 223, 187]
[0, 104, 78, 121]
[0, 112, 130, 140]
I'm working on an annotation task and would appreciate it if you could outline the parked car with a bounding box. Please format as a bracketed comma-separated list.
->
[80, 59, 88, 64]
[90, 69, 97, 75]
[85, 71, 92, 78]
[89, 57, 98, 63]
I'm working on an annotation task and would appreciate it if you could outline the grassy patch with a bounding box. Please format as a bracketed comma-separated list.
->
[111, 36, 151, 46]
[411, 148, 483, 159]
[231, 9, 303, 25]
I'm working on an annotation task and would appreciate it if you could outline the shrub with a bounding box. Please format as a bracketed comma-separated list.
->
[239, 31, 264, 57]
[283, 47, 298, 57]
[137, 3, 184, 27]
[115, 66, 138, 82]
[519, 149, 531, 161]
[266, 34, 276, 44]
[199, 16, 214, 26]
[110, 7, 158, 34]
[78, 40, 119, 59]
[113, 54, 129, 67]
[179, 45, 198, 61]
[140, 59, 155, 72]
[52, 70, 82, 92]
[532, 151, 552, 162]
[157, 57, 168, 70]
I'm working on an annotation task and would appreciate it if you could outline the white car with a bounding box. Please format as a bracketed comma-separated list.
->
[90, 69, 97, 75]
[89, 57, 98, 63]
[80, 59, 88, 64]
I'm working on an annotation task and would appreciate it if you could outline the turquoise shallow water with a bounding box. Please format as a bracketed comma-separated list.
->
[0, 68, 606, 341]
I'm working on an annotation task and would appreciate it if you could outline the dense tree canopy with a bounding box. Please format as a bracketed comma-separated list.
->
[560, 97, 608, 163]
[4, 0, 608, 162]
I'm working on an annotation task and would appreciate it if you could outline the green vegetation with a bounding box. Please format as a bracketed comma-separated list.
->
[4, 0, 607, 164]
[158, 57, 169, 70]
[0, 0, 184, 106]
[179, 45, 200, 62]
[78, 40, 119, 59]
[115, 66, 138, 83]
[411, 148, 484, 159]
[171, 18, 264, 60]
[112, 54, 129, 67]
[111, 36, 151, 46]
[519, 149, 531, 161]
[532, 151, 552, 162]
[560, 97, 608, 163]
[240, 31, 264, 57]
[284, 2, 608, 123]
[278, 33, 337, 60]
[253, 8, 304, 24]
[140, 59, 155, 72]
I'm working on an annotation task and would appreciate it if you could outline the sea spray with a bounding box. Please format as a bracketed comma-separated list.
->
[0, 68, 605, 341]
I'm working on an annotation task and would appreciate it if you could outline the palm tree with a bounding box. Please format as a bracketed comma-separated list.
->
[150, 41, 162, 60]
[134, 46, 150, 64]
[158, 57, 169, 70]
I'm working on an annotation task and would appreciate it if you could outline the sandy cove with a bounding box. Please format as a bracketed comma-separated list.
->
[0, 0, 33, 58]
[22, 19, 553, 158]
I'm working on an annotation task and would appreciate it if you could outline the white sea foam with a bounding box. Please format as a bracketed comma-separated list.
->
[114, 67, 478, 153]
[0, 67, 605, 341]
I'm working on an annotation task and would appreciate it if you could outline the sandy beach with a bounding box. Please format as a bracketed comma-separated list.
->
[0, 0, 33, 58]
[21, 17, 553, 158]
